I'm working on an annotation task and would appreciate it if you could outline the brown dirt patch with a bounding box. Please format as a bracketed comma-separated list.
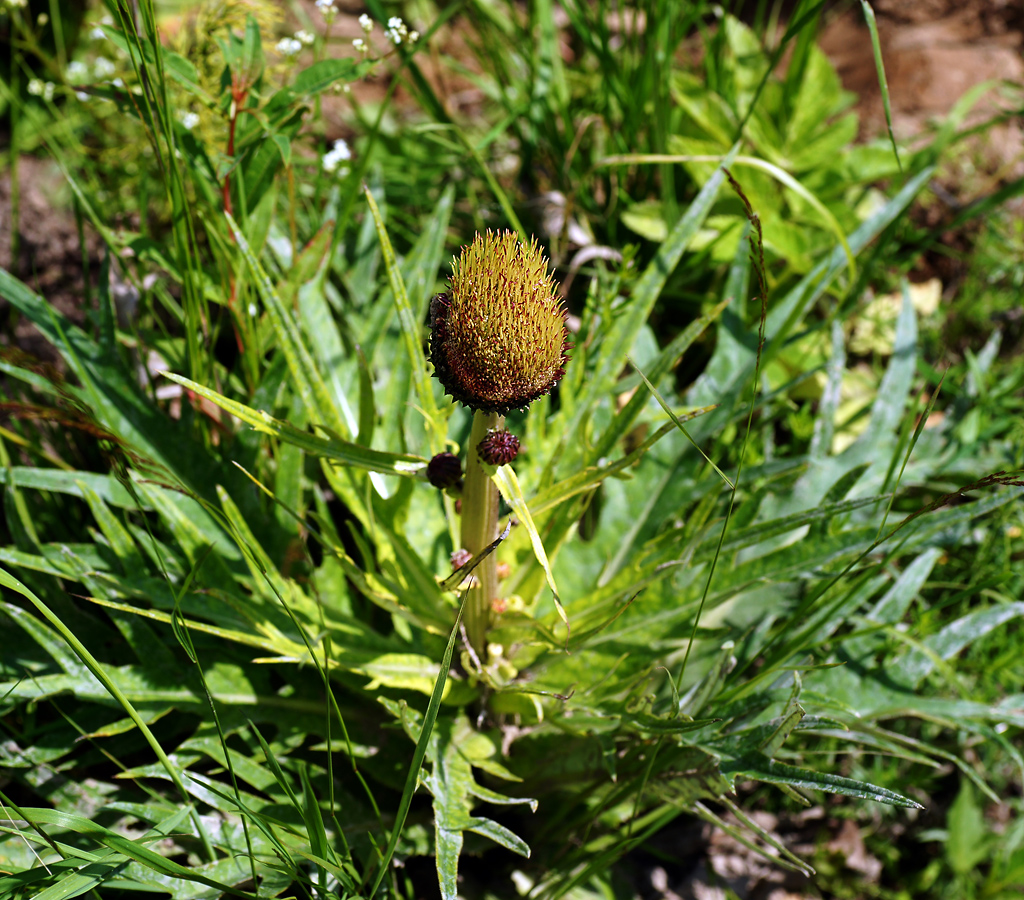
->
[820, 0, 1024, 180]
[0, 156, 98, 364]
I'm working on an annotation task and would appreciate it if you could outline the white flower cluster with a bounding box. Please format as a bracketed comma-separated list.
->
[385, 16, 419, 45]
[353, 13, 373, 54]
[322, 138, 352, 175]
[276, 36, 302, 58]
[295, 30, 315, 46]
[27, 79, 55, 102]
[93, 56, 116, 80]
[315, 0, 337, 24]
[179, 110, 200, 130]
[66, 60, 89, 83]
[66, 56, 122, 98]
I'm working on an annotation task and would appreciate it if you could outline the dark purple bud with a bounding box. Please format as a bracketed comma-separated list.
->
[451, 548, 473, 569]
[427, 452, 463, 491]
[477, 429, 520, 466]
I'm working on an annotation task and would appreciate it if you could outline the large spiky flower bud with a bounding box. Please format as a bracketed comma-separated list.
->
[430, 231, 569, 414]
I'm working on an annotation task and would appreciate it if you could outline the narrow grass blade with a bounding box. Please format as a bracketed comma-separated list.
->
[16, 808, 251, 896]
[362, 185, 445, 455]
[584, 143, 740, 406]
[491, 465, 569, 645]
[530, 422, 677, 516]
[0, 567, 212, 853]
[163, 372, 427, 477]
[591, 298, 730, 463]
[226, 211, 346, 437]
[859, 0, 902, 171]
[369, 599, 465, 897]
[631, 362, 730, 487]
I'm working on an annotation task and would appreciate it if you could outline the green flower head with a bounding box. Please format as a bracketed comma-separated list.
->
[430, 230, 569, 414]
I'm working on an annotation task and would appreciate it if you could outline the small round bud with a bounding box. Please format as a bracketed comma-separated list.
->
[477, 429, 520, 466]
[427, 452, 463, 490]
[430, 231, 570, 413]
[451, 548, 473, 569]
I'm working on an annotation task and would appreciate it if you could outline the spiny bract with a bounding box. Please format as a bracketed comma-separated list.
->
[430, 230, 569, 414]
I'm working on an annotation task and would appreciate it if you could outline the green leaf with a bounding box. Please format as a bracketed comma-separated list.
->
[422, 716, 534, 899]
[225, 212, 347, 438]
[491, 465, 568, 640]
[946, 779, 989, 874]
[162, 372, 427, 477]
[369, 600, 466, 897]
[362, 185, 445, 455]
[14, 808, 254, 898]
[292, 58, 365, 95]
[584, 143, 741, 407]
[859, 0, 902, 170]
[722, 754, 923, 809]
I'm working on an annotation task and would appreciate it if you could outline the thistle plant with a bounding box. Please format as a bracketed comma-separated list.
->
[430, 230, 569, 654]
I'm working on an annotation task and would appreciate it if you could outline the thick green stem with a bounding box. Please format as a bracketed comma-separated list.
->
[462, 410, 501, 655]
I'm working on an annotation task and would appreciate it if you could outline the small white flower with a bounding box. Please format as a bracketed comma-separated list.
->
[76, 90, 89, 101]
[179, 111, 200, 130]
[248, 303, 258, 317]
[385, 16, 409, 45]
[358, 14, 373, 33]
[66, 60, 88, 83]
[315, 0, 337, 22]
[276, 37, 302, 57]
[322, 138, 352, 173]
[28, 80, 56, 102]
[111, 77, 124, 88]
[295, 29, 315, 46]
[90, 26, 106, 40]
[352, 37, 366, 53]
[92, 56, 115, 79]
[409, 31, 420, 43]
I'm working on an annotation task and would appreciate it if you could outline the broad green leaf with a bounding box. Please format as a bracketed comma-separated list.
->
[946, 779, 989, 874]
[292, 58, 367, 94]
